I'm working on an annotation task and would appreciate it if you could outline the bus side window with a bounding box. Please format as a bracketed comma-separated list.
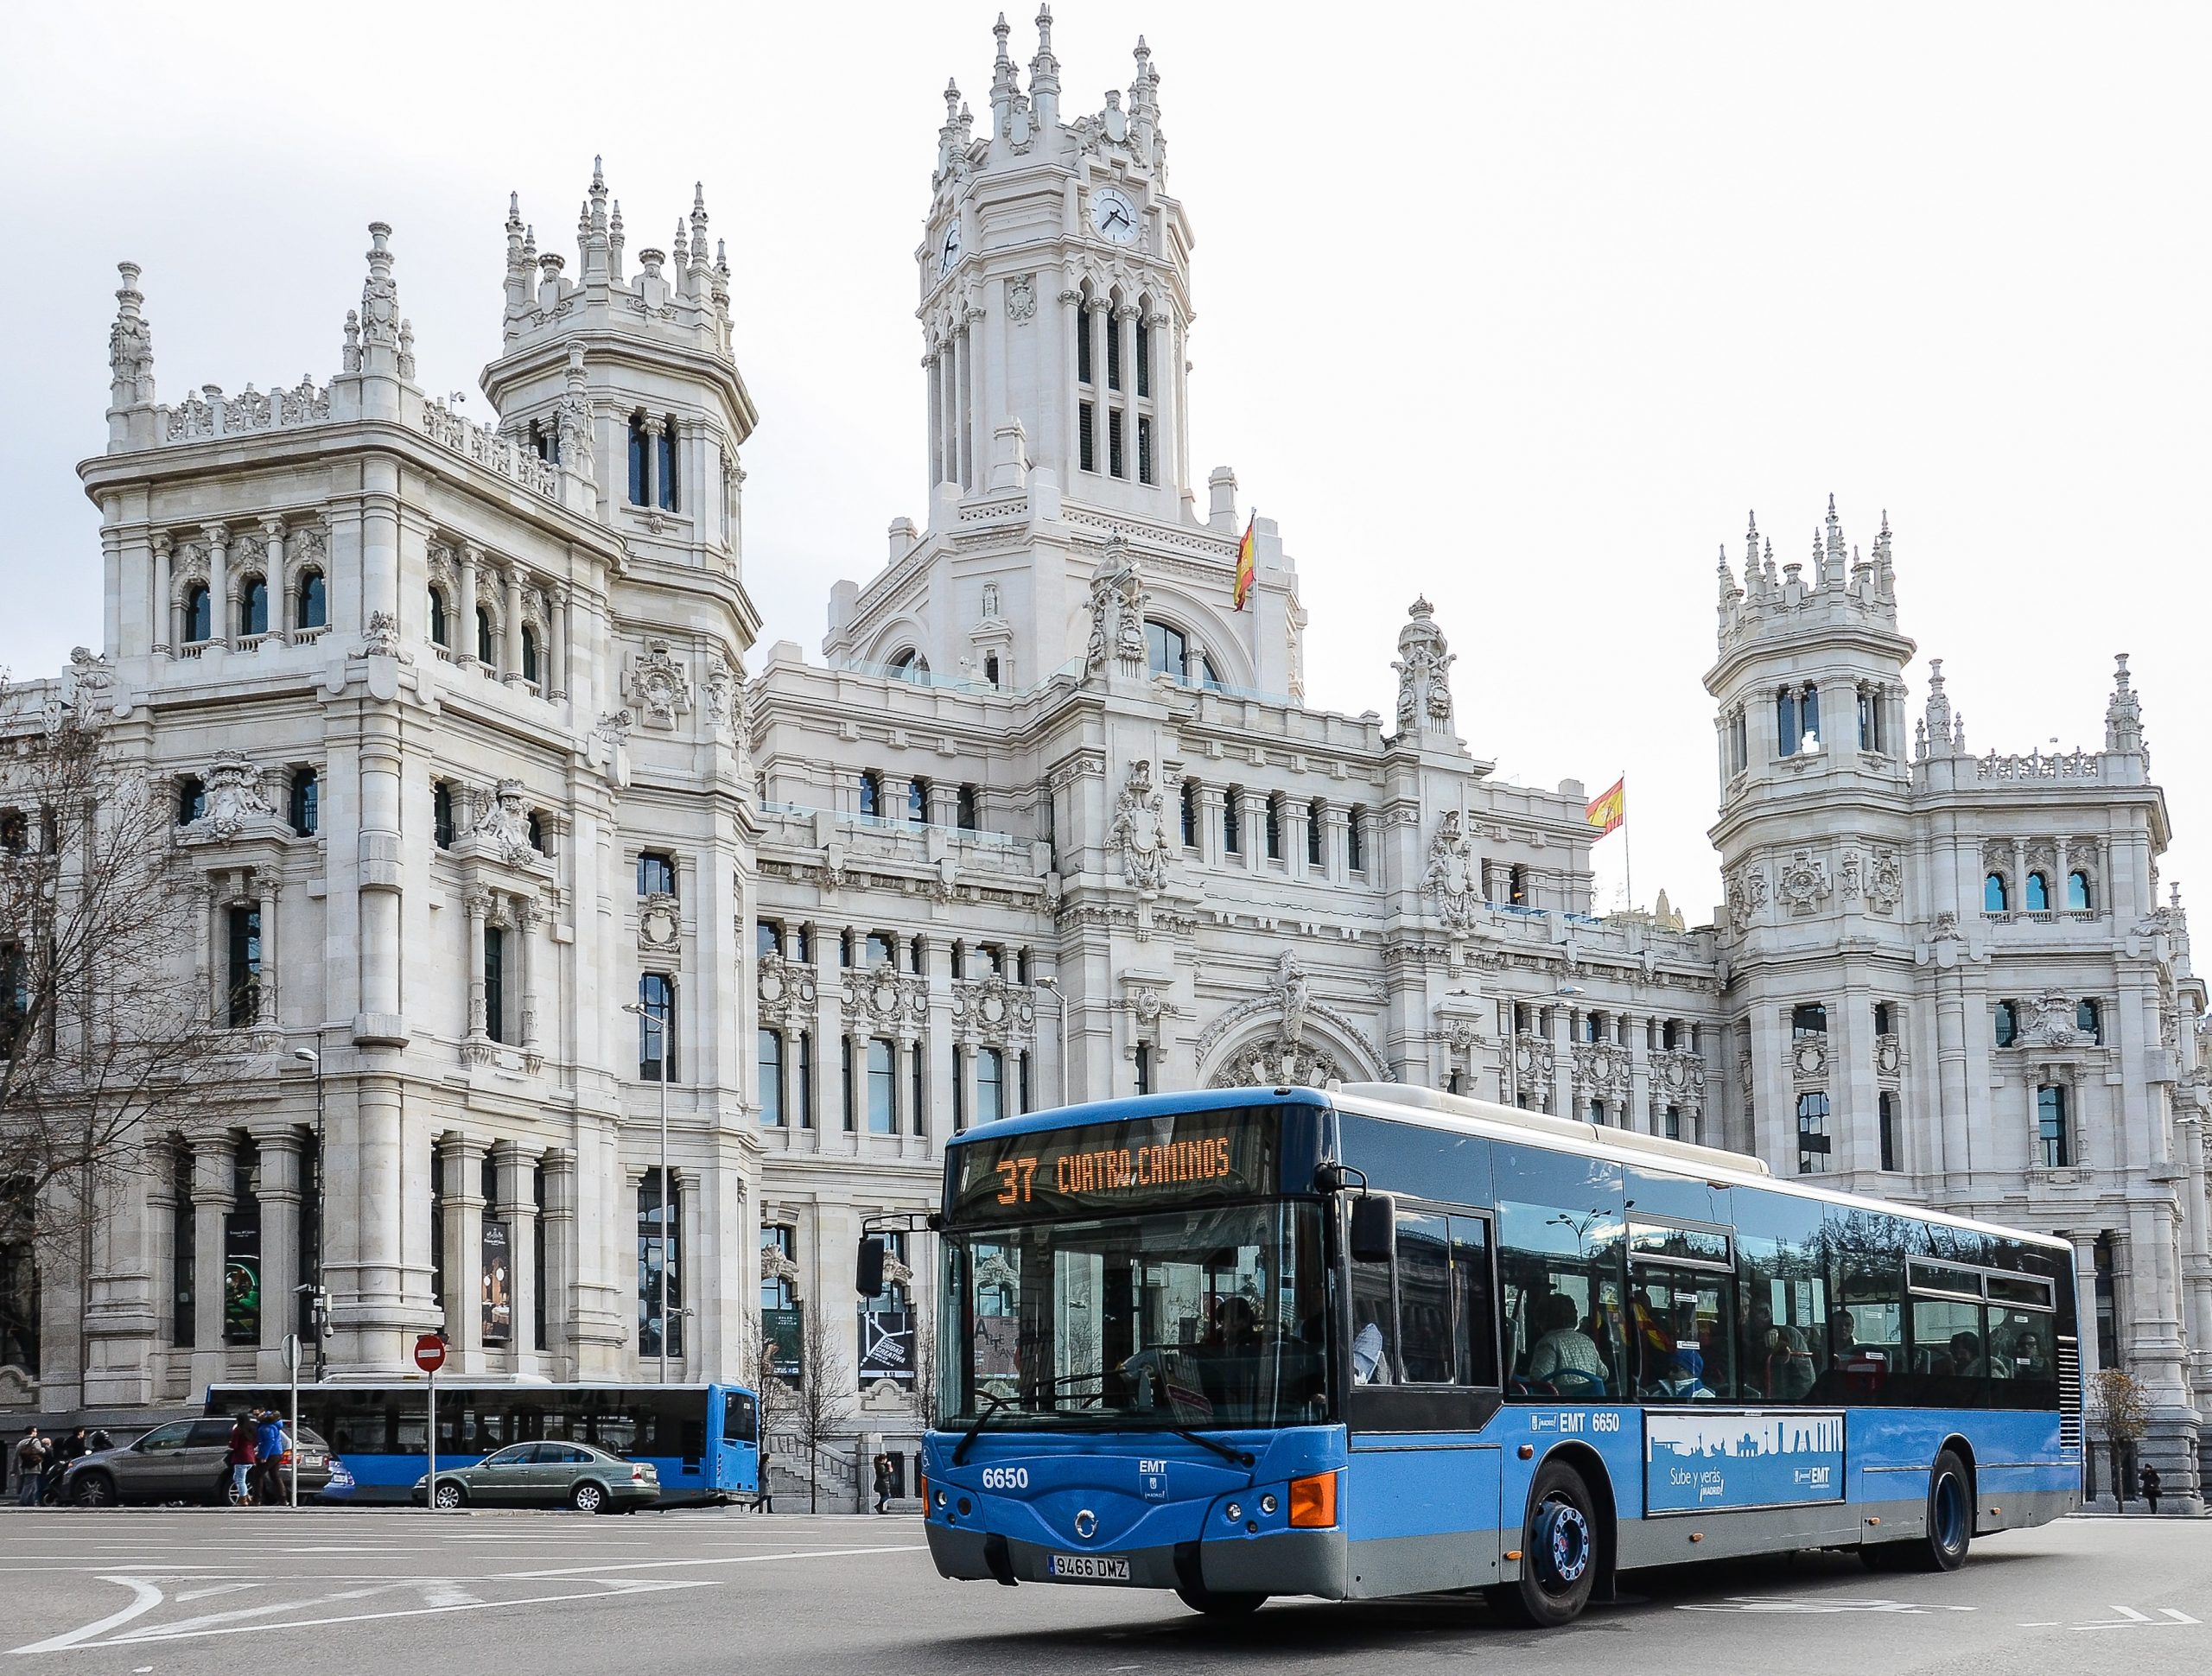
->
[1395, 1210, 1453, 1382]
[1449, 1216, 1499, 1387]
[1349, 1236, 1396, 1385]
[724, 1392, 758, 1444]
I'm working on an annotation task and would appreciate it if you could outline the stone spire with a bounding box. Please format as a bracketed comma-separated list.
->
[2105, 652, 2145, 755]
[989, 13, 1016, 136]
[1921, 657, 1953, 759]
[1129, 34, 1161, 162]
[1742, 511, 1761, 594]
[107, 262, 155, 410]
[582, 156, 613, 283]
[687, 184, 711, 294]
[353, 222, 403, 375]
[938, 78, 965, 175]
[1872, 508, 1896, 602]
[1028, 4, 1061, 130]
[609, 197, 626, 283]
[1393, 598, 1457, 738]
[503, 194, 530, 314]
[1823, 492, 1847, 589]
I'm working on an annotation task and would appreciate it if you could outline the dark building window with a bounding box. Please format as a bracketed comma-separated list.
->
[907, 778, 927, 824]
[289, 769, 319, 837]
[1878, 1092, 1897, 1171]
[1109, 409, 1125, 478]
[858, 771, 882, 819]
[1137, 415, 1154, 486]
[1180, 780, 1198, 848]
[1135, 1043, 1154, 1096]
[2024, 872, 2050, 912]
[1348, 808, 1366, 873]
[656, 421, 678, 511]
[1508, 865, 1529, 905]
[1146, 620, 1186, 682]
[1223, 788, 1242, 854]
[1791, 1002, 1827, 1038]
[1873, 1001, 1891, 1036]
[1307, 799, 1325, 867]
[238, 575, 269, 638]
[867, 1038, 896, 1134]
[433, 781, 457, 848]
[476, 607, 497, 667]
[957, 784, 979, 832]
[2037, 1084, 2070, 1167]
[1076, 309, 1092, 384]
[1106, 314, 1122, 391]
[1078, 403, 1095, 473]
[637, 1169, 683, 1359]
[483, 926, 507, 1043]
[170, 1146, 194, 1349]
[2068, 870, 2094, 911]
[795, 1032, 813, 1129]
[759, 1030, 784, 1127]
[638, 851, 676, 897]
[627, 415, 649, 505]
[296, 571, 326, 631]
[639, 973, 675, 1082]
[976, 1046, 1005, 1125]
[1993, 1000, 2017, 1048]
[1135, 316, 1151, 397]
[1857, 685, 1883, 752]
[183, 584, 213, 644]
[1663, 1105, 1682, 1141]
[1984, 872, 2008, 912]
[2076, 999, 2101, 1044]
[176, 776, 207, 825]
[1776, 682, 1821, 756]
[1796, 1090, 1831, 1174]
[1264, 795, 1283, 860]
[521, 627, 540, 685]
[226, 905, 261, 1028]
[0, 1239, 39, 1373]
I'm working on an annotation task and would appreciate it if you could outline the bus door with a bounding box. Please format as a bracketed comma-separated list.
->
[714, 1387, 759, 1497]
[1343, 1202, 1506, 1596]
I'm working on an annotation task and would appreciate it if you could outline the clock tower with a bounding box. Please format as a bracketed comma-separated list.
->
[919, 8, 1193, 521]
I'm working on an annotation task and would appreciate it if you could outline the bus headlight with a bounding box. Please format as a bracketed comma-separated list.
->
[1288, 1472, 1337, 1529]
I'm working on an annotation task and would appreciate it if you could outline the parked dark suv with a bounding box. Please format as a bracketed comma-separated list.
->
[60, 1419, 341, 1506]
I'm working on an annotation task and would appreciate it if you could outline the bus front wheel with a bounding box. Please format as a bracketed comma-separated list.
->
[1491, 1460, 1600, 1629]
[1173, 1584, 1266, 1617]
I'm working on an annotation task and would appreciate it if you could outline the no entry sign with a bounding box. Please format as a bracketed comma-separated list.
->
[414, 1332, 447, 1374]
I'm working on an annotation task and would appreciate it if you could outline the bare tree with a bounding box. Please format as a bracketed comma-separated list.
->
[2089, 1367, 2149, 1503]
[912, 1299, 941, 1432]
[737, 1311, 802, 1499]
[792, 1304, 856, 1514]
[1, 660, 241, 1378]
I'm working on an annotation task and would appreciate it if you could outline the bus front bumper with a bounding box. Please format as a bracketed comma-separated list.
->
[926, 1519, 1348, 1599]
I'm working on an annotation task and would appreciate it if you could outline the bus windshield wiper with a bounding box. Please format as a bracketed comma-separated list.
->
[1169, 1426, 1255, 1469]
[952, 1388, 1014, 1465]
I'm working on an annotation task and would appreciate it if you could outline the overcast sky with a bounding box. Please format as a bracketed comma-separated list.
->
[4, 2, 2206, 922]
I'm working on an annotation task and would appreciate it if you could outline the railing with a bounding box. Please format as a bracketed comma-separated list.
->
[1976, 747, 2100, 781]
[418, 400, 561, 499]
[758, 800, 1022, 849]
[158, 378, 331, 446]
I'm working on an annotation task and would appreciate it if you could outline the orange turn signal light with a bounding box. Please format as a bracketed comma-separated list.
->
[1287, 1471, 1338, 1528]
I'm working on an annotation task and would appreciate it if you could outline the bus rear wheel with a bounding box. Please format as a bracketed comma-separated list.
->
[1491, 1460, 1600, 1629]
[1173, 1584, 1266, 1617]
[1864, 1449, 1972, 1573]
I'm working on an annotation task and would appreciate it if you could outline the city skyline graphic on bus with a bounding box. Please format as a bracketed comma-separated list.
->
[1644, 1411, 1846, 1512]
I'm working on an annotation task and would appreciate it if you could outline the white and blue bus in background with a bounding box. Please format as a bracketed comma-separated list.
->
[207, 1381, 760, 1507]
[903, 1085, 2080, 1627]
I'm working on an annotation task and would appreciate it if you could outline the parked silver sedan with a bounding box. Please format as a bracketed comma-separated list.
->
[411, 1441, 658, 1513]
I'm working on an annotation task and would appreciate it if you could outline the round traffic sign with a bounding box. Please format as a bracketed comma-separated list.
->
[414, 1332, 447, 1373]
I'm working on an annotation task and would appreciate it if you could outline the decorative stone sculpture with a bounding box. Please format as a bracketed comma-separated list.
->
[626, 639, 693, 729]
[194, 750, 274, 841]
[1422, 809, 1479, 931]
[1392, 598, 1456, 735]
[1110, 758, 1168, 892]
[470, 778, 538, 867]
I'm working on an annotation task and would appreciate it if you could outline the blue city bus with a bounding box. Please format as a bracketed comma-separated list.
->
[906, 1085, 2079, 1627]
[207, 1381, 760, 1507]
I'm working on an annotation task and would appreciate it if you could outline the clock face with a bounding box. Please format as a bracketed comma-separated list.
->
[938, 222, 962, 276]
[1090, 187, 1140, 245]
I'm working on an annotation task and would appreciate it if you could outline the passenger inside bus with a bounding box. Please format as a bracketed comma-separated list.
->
[1525, 1294, 1608, 1394]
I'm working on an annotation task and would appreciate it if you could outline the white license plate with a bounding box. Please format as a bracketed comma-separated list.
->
[1049, 1553, 1131, 1582]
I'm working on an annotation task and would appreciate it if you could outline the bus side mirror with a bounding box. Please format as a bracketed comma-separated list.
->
[855, 1235, 886, 1298]
[1349, 1194, 1396, 1265]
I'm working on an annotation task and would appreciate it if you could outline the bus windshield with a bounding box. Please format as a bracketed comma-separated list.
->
[943, 1199, 1327, 1432]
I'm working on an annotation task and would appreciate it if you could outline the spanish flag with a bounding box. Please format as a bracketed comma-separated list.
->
[1586, 777, 1626, 839]
[1233, 514, 1256, 611]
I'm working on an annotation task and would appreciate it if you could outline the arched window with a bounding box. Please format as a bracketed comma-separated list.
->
[183, 584, 212, 644]
[1223, 787, 1243, 854]
[1993, 1000, 2017, 1047]
[858, 771, 882, 819]
[288, 768, 319, 837]
[296, 570, 326, 631]
[887, 649, 930, 683]
[238, 575, 268, 638]
[428, 587, 449, 648]
[1145, 620, 1186, 682]
[2076, 999, 2101, 1044]
[2067, 870, 2093, 911]
[1348, 807, 1367, 873]
[1983, 872, 2008, 913]
[433, 781, 457, 848]
[907, 778, 927, 824]
[626, 414, 649, 505]
[2024, 872, 2050, 912]
[1307, 799, 1325, 867]
[520, 626, 540, 686]
[476, 607, 497, 667]
[175, 776, 207, 825]
[1179, 780, 1198, 848]
[656, 417, 678, 511]
[1199, 653, 1223, 691]
[1264, 793, 1283, 860]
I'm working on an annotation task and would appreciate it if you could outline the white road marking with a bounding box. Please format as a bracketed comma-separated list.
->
[496, 1543, 927, 1581]
[2069, 1605, 2202, 1630]
[172, 1584, 258, 1603]
[95, 1579, 715, 1648]
[10, 1578, 168, 1654]
[1677, 1596, 1978, 1615]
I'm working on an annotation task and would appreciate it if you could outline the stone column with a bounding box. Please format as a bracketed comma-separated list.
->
[1116, 305, 1138, 475]
[1240, 790, 1266, 873]
[546, 586, 568, 700]
[542, 1147, 576, 1368]
[515, 893, 539, 1057]
[466, 888, 490, 1041]
[951, 328, 972, 489]
[1058, 287, 1080, 472]
[257, 1131, 303, 1371]
[496, 1143, 537, 1368]
[503, 566, 525, 688]
[456, 544, 481, 670]
[353, 724, 405, 1047]
[152, 533, 174, 655]
[255, 874, 279, 1029]
[203, 523, 231, 648]
[264, 517, 289, 632]
[925, 349, 943, 485]
[190, 1136, 235, 1390]
[642, 417, 664, 508]
[438, 1134, 486, 1363]
[1548, 1005, 1574, 1121]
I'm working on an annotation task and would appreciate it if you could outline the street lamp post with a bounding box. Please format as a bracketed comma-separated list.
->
[1035, 975, 1069, 1108]
[292, 1047, 327, 1381]
[620, 1000, 672, 1384]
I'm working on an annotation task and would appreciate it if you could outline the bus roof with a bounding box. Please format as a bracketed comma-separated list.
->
[950, 1082, 2068, 1256]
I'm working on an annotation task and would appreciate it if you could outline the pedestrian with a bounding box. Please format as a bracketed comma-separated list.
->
[86, 1427, 114, 1453]
[253, 1410, 289, 1507]
[226, 1413, 257, 1506]
[873, 1453, 894, 1515]
[46, 1428, 90, 1505]
[753, 1448, 774, 1514]
[2140, 1463, 2163, 1515]
[13, 1428, 48, 1507]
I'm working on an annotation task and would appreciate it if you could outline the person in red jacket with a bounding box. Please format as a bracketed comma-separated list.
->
[226, 1414, 257, 1505]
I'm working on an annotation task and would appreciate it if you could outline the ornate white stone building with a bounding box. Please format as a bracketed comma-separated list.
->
[3, 10, 2205, 1505]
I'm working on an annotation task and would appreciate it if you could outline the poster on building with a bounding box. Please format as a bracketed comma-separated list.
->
[222, 1217, 261, 1345]
[481, 1220, 512, 1345]
[763, 1305, 803, 1379]
[858, 1307, 915, 1384]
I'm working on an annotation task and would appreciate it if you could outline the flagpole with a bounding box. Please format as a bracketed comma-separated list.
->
[1620, 767, 1633, 916]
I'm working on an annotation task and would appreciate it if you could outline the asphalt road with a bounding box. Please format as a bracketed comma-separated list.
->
[0, 1507, 2203, 1676]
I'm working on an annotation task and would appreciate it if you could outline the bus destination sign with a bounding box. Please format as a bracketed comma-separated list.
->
[951, 1108, 1278, 1223]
